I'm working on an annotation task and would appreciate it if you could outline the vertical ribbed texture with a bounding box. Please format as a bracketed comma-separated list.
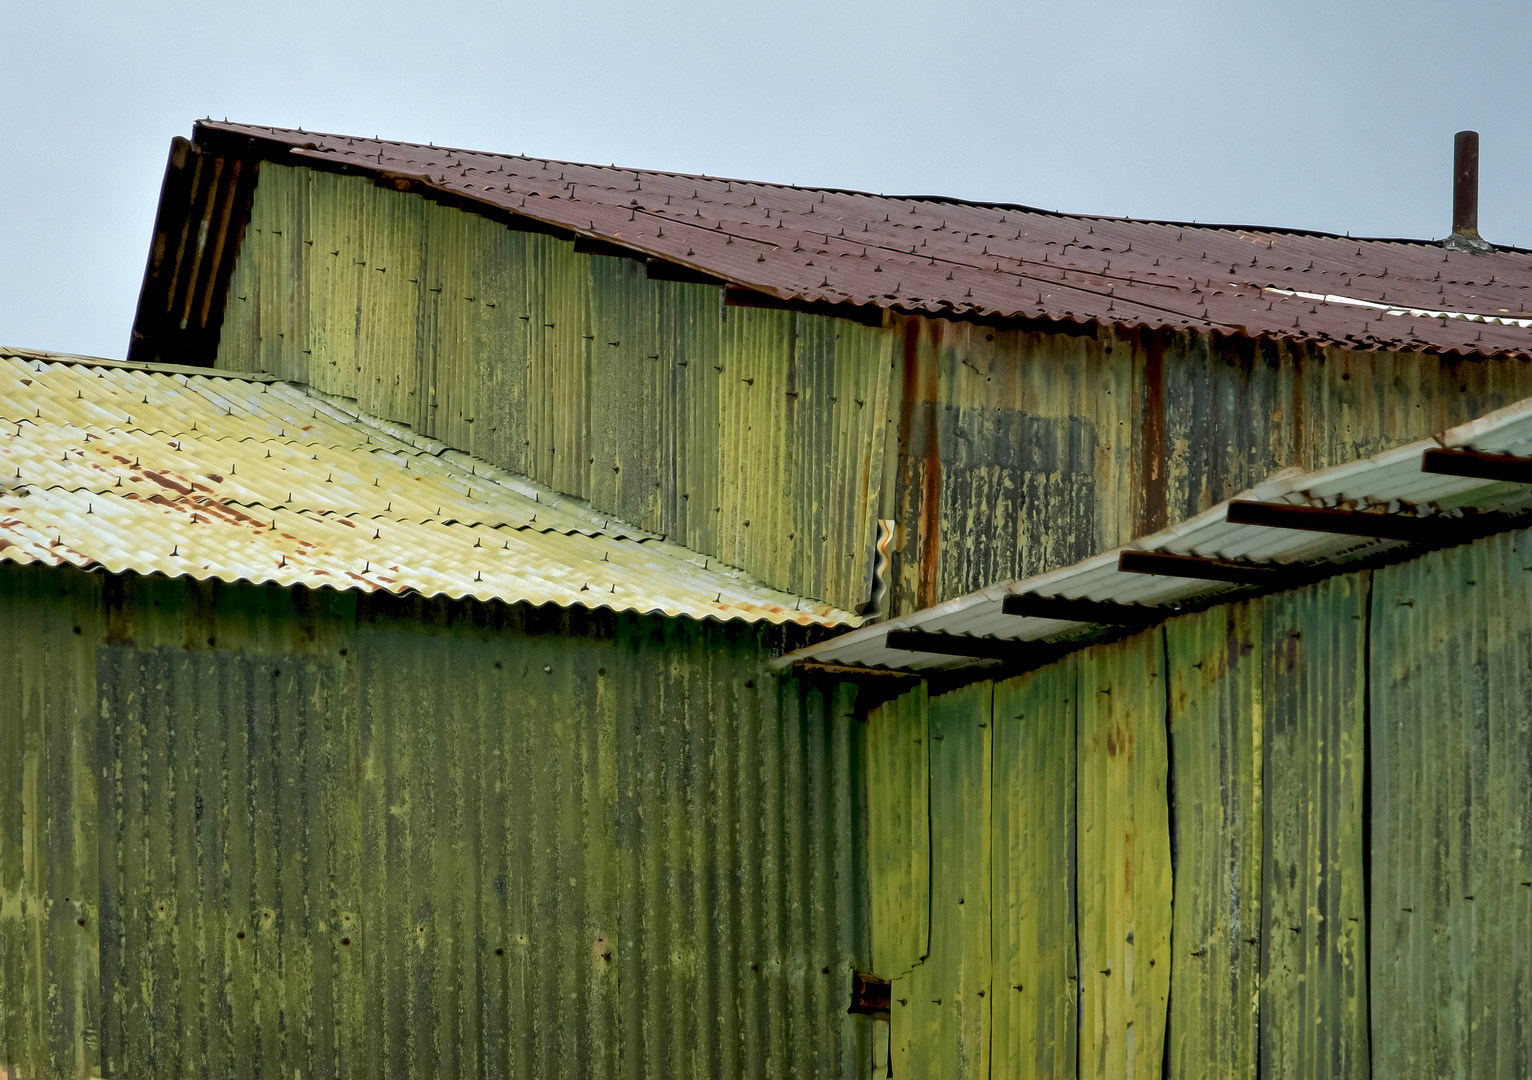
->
[866, 684, 929, 981]
[1260, 575, 1369, 1080]
[1076, 630, 1172, 1080]
[0, 565, 101, 1080]
[215, 165, 896, 612]
[1166, 603, 1263, 1079]
[0, 566, 870, 1080]
[990, 658, 1078, 1080]
[897, 683, 990, 1080]
[1370, 532, 1532, 1078]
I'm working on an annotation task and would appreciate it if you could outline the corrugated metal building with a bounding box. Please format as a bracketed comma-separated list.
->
[5, 118, 1532, 1080]
[785, 401, 1532, 1078]
[128, 122, 1532, 616]
[0, 351, 869, 1080]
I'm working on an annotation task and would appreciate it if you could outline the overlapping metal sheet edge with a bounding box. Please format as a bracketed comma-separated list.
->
[784, 393, 1532, 668]
[0, 354, 859, 628]
[195, 122, 1532, 360]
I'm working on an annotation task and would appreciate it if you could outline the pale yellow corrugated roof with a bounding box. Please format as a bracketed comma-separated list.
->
[0, 352, 858, 627]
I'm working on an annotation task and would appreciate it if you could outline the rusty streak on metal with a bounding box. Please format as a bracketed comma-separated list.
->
[1420, 447, 1532, 485]
[884, 628, 1020, 660]
[1225, 500, 1467, 543]
[1454, 130, 1481, 239]
[1117, 549, 1287, 585]
[848, 972, 892, 1019]
[1001, 593, 1167, 626]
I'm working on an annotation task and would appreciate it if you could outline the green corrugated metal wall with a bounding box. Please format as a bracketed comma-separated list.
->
[1076, 633, 1172, 1080]
[1166, 603, 1262, 1079]
[991, 658, 1076, 1080]
[216, 164, 899, 614]
[1260, 576, 1369, 1080]
[0, 563, 872, 1080]
[0, 567, 101, 1080]
[864, 532, 1532, 1078]
[1370, 533, 1532, 1078]
[213, 164, 1532, 620]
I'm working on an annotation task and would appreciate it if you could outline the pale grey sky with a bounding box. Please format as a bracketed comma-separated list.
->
[3, 0, 1528, 359]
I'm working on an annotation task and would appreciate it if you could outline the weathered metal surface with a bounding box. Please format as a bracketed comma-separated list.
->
[783, 383, 1532, 672]
[887, 316, 1532, 614]
[897, 683, 990, 1080]
[1166, 603, 1263, 1078]
[866, 685, 929, 980]
[128, 136, 257, 368]
[1075, 630, 1172, 1079]
[990, 657, 1078, 1079]
[0, 561, 871, 1080]
[1370, 531, 1532, 1077]
[0, 566, 100, 1080]
[0, 354, 856, 627]
[215, 165, 899, 613]
[1260, 575, 1369, 1080]
[187, 122, 1532, 360]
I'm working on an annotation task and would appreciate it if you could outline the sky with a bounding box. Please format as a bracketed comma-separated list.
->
[3, 0, 1529, 360]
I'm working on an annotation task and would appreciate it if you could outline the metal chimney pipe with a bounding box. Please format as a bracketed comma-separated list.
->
[1453, 131, 1479, 236]
[1446, 130, 1492, 252]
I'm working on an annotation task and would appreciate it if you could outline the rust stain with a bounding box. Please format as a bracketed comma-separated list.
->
[1138, 328, 1167, 535]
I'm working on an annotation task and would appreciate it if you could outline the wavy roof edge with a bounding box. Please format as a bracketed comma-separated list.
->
[0, 352, 860, 630]
[781, 391, 1532, 673]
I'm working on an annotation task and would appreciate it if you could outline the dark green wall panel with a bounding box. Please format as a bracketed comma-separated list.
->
[1370, 533, 1532, 1078]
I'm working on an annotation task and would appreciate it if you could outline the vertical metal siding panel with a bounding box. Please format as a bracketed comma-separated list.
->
[470, 219, 522, 470]
[589, 255, 662, 530]
[1076, 630, 1172, 1080]
[0, 565, 100, 1080]
[991, 656, 1078, 1080]
[1165, 602, 1263, 1079]
[866, 684, 930, 980]
[1371, 532, 1532, 1078]
[1260, 575, 1369, 1080]
[903, 682, 991, 1080]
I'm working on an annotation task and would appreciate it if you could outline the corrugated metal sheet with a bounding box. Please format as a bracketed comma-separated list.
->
[1370, 533, 1532, 1077]
[1166, 603, 1262, 1079]
[783, 388, 1532, 670]
[0, 560, 872, 1080]
[1076, 631, 1171, 1080]
[0, 353, 857, 627]
[214, 165, 898, 613]
[990, 656, 1077, 1080]
[1260, 575, 1369, 1080]
[0, 567, 100, 1080]
[188, 122, 1532, 360]
[866, 685, 929, 981]
[895, 683, 990, 1080]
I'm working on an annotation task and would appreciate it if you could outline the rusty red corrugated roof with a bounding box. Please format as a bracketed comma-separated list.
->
[199, 121, 1532, 359]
